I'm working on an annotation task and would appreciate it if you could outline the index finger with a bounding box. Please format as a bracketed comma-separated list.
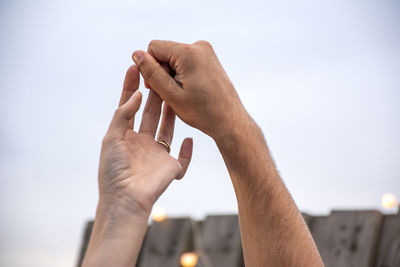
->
[147, 40, 184, 63]
[144, 63, 173, 90]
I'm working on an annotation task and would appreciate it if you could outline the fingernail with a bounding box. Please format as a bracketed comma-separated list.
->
[133, 51, 144, 65]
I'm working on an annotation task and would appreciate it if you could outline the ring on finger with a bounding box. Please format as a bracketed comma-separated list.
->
[156, 140, 171, 153]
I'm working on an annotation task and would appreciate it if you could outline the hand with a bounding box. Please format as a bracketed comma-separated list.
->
[132, 40, 249, 141]
[98, 65, 193, 217]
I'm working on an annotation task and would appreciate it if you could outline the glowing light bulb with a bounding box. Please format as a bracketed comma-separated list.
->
[151, 206, 167, 222]
[180, 252, 198, 267]
[381, 193, 398, 209]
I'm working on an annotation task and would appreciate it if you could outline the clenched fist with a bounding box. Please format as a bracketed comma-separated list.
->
[132, 40, 250, 142]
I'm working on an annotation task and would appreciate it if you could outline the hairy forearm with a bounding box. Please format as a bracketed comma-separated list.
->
[81, 197, 148, 267]
[214, 111, 323, 267]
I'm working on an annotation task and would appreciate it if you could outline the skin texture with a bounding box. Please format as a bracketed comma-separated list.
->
[82, 65, 193, 267]
[132, 40, 324, 267]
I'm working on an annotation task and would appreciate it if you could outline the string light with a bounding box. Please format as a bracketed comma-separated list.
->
[180, 252, 199, 267]
[381, 193, 398, 209]
[151, 206, 167, 222]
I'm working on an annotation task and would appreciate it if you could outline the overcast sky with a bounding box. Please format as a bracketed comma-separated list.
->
[1, 0, 399, 266]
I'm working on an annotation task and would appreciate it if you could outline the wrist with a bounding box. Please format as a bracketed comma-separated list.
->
[97, 193, 150, 224]
[212, 111, 271, 180]
[87, 196, 149, 249]
[82, 196, 149, 267]
[212, 108, 256, 149]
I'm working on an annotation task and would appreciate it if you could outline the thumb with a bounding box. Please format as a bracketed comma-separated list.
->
[132, 50, 180, 103]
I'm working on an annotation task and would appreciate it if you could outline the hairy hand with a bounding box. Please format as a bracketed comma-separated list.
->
[98, 65, 193, 217]
[132, 40, 249, 141]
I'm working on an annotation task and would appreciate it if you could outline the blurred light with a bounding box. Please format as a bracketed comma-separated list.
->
[180, 252, 198, 267]
[151, 206, 167, 222]
[381, 193, 398, 209]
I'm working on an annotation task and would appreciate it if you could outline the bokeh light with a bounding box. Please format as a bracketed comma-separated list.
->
[180, 252, 199, 267]
[151, 206, 167, 222]
[381, 193, 398, 209]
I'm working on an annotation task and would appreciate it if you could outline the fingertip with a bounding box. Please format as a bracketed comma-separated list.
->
[126, 64, 138, 74]
[135, 90, 143, 103]
[184, 137, 193, 149]
[132, 50, 146, 65]
[138, 91, 143, 103]
[180, 137, 193, 160]
[126, 64, 140, 86]
[129, 90, 142, 107]
[109, 90, 142, 136]
[175, 138, 193, 180]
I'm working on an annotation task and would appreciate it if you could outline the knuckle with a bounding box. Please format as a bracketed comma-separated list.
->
[178, 45, 197, 64]
[181, 44, 195, 55]
[148, 39, 159, 51]
[194, 40, 212, 49]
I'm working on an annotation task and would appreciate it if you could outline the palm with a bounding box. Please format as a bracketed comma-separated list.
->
[124, 131, 179, 179]
[100, 132, 179, 204]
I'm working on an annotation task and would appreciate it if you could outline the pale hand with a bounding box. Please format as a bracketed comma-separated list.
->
[99, 65, 193, 217]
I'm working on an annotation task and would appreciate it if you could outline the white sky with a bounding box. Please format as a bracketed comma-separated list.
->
[1, 0, 399, 266]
